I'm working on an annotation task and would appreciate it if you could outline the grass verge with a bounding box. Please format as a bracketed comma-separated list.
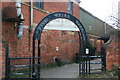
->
[80, 70, 118, 78]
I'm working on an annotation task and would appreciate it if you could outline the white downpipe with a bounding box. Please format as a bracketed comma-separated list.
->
[16, 0, 24, 39]
[30, 0, 33, 31]
[30, 0, 33, 78]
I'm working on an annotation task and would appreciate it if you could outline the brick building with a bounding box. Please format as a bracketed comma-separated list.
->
[1, 0, 81, 79]
[0, 0, 119, 79]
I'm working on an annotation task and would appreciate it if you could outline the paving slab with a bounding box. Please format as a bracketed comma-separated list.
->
[41, 63, 79, 78]
[41, 59, 101, 78]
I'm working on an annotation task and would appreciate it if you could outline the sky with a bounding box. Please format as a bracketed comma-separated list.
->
[80, 0, 120, 27]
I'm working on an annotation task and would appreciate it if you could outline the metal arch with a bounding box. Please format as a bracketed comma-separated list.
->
[33, 12, 87, 42]
[32, 12, 88, 79]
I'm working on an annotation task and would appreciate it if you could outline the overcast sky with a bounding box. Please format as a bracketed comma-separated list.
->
[80, 0, 120, 25]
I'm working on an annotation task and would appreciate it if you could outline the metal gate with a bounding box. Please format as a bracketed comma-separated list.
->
[79, 46, 106, 76]
[5, 44, 40, 80]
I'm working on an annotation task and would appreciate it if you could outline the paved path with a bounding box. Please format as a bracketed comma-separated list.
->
[41, 59, 101, 78]
[41, 63, 79, 78]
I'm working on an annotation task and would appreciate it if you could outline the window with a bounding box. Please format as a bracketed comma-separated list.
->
[34, 0, 44, 9]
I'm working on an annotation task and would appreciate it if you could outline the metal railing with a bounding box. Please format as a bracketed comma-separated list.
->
[5, 45, 40, 79]
[118, 67, 120, 80]
[79, 54, 106, 76]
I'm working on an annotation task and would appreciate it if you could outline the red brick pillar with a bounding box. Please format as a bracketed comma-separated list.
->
[0, 42, 6, 79]
[0, 1, 2, 79]
[106, 30, 120, 70]
[0, 42, 2, 79]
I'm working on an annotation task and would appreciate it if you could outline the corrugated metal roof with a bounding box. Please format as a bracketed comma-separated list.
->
[80, 7, 114, 37]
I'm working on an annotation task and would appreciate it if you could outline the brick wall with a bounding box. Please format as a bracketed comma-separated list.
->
[40, 30, 79, 64]
[0, 42, 3, 79]
[87, 31, 120, 70]
[87, 34, 103, 54]
[106, 30, 120, 70]
[0, 1, 2, 79]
